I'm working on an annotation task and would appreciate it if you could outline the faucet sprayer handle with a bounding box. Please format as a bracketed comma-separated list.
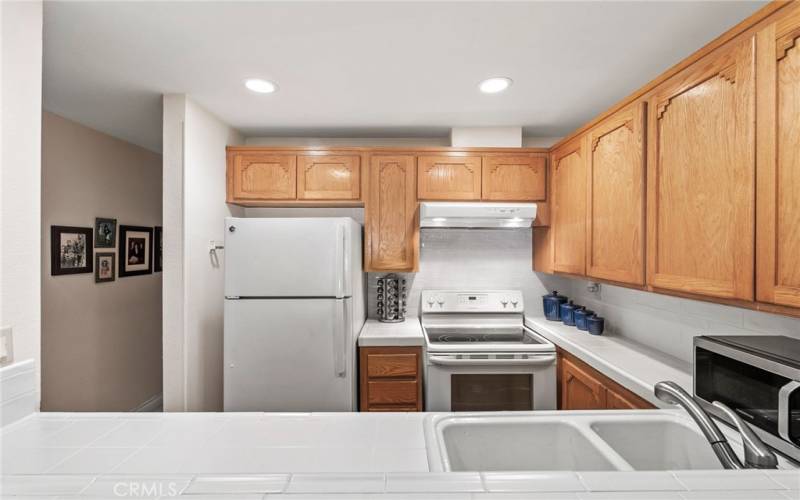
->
[711, 401, 778, 469]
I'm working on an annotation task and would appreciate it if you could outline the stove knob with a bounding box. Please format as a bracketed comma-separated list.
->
[501, 298, 509, 308]
[436, 296, 445, 307]
[511, 299, 519, 308]
[427, 299, 434, 307]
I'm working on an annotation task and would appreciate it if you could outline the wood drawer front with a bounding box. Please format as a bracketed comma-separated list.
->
[367, 380, 419, 406]
[417, 155, 482, 200]
[366, 353, 418, 378]
[297, 154, 361, 200]
[230, 153, 297, 200]
[482, 155, 546, 201]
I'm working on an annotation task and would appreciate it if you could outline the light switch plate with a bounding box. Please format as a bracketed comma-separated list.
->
[0, 326, 14, 366]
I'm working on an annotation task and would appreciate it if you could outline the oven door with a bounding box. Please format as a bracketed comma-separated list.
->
[425, 352, 556, 412]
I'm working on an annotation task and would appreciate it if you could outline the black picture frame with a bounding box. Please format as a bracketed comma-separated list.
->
[94, 217, 117, 248]
[95, 252, 116, 283]
[51, 225, 93, 276]
[119, 225, 153, 277]
[154, 226, 162, 273]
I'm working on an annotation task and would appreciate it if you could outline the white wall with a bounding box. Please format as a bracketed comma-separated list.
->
[244, 137, 449, 147]
[0, 0, 43, 387]
[564, 278, 800, 365]
[162, 95, 244, 411]
[451, 127, 522, 147]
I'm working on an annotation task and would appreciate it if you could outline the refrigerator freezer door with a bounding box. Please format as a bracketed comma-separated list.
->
[224, 297, 354, 411]
[224, 218, 351, 298]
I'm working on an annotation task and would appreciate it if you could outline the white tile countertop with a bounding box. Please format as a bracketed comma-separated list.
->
[357, 317, 424, 347]
[525, 315, 694, 408]
[1, 411, 799, 498]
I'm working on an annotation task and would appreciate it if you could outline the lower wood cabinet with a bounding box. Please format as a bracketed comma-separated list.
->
[359, 346, 423, 411]
[558, 349, 654, 410]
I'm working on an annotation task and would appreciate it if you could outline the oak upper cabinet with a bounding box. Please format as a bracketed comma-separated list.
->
[561, 357, 606, 410]
[417, 155, 482, 200]
[365, 155, 419, 272]
[647, 35, 756, 300]
[756, 5, 800, 308]
[551, 138, 587, 275]
[227, 152, 296, 201]
[482, 154, 547, 201]
[586, 103, 646, 285]
[297, 154, 361, 200]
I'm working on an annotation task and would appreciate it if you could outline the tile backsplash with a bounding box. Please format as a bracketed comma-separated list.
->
[564, 278, 800, 364]
[367, 228, 569, 318]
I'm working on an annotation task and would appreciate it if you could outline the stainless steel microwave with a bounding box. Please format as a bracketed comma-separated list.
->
[694, 335, 800, 462]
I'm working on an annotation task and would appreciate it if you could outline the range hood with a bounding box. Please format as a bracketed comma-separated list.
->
[419, 202, 537, 229]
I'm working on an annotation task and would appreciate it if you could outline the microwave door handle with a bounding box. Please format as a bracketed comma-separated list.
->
[429, 355, 556, 367]
[778, 380, 800, 441]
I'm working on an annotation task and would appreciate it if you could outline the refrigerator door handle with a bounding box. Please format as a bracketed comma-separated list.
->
[333, 300, 347, 377]
[335, 224, 345, 299]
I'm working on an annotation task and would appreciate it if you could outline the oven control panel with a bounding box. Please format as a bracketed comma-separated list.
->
[420, 290, 524, 313]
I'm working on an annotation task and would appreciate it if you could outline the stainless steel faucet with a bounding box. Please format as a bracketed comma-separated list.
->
[654, 381, 778, 469]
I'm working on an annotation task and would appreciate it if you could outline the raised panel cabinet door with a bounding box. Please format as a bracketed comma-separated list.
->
[561, 357, 606, 410]
[366, 155, 419, 272]
[586, 103, 646, 285]
[297, 154, 361, 200]
[228, 153, 297, 201]
[605, 387, 640, 410]
[417, 155, 482, 200]
[551, 139, 587, 276]
[482, 155, 546, 201]
[647, 36, 756, 300]
[757, 6, 800, 308]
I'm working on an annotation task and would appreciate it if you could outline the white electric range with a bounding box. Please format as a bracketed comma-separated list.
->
[420, 290, 557, 412]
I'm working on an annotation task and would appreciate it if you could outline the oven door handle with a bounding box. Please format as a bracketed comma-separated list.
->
[778, 380, 800, 441]
[428, 354, 556, 367]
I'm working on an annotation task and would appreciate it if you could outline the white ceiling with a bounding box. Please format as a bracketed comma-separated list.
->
[43, 1, 766, 153]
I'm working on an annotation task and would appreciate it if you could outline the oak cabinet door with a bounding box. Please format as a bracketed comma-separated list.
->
[482, 155, 546, 201]
[756, 6, 800, 308]
[647, 36, 756, 300]
[561, 357, 606, 410]
[551, 138, 587, 276]
[605, 388, 639, 410]
[228, 153, 296, 201]
[359, 346, 423, 411]
[297, 154, 361, 200]
[586, 103, 646, 285]
[417, 155, 481, 200]
[366, 155, 418, 271]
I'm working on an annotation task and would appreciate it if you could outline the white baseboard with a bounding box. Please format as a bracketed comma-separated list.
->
[132, 393, 163, 412]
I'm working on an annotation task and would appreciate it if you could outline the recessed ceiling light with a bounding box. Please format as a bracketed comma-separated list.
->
[479, 77, 512, 94]
[244, 78, 278, 94]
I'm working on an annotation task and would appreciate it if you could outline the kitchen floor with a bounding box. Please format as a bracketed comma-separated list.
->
[1, 412, 427, 475]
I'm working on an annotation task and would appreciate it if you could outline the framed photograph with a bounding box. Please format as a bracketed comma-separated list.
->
[119, 225, 153, 277]
[154, 226, 162, 272]
[51, 226, 93, 275]
[95, 217, 117, 248]
[95, 252, 116, 283]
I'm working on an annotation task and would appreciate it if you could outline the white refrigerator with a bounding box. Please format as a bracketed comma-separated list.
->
[223, 217, 365, 412]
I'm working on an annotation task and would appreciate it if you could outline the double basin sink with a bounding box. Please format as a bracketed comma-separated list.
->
[424, 410, 726, 472]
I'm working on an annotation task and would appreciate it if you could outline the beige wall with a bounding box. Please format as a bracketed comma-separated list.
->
[41, 112, 162, 411]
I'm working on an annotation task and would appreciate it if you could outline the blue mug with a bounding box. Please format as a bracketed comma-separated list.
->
[587, 314, 605, 336]
[574, 308, 594, 331]
[560, 301, 578, 326]
[542, 291, 568, 321]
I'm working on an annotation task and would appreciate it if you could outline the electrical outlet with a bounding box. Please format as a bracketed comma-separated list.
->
[0, 326, 14, 366]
